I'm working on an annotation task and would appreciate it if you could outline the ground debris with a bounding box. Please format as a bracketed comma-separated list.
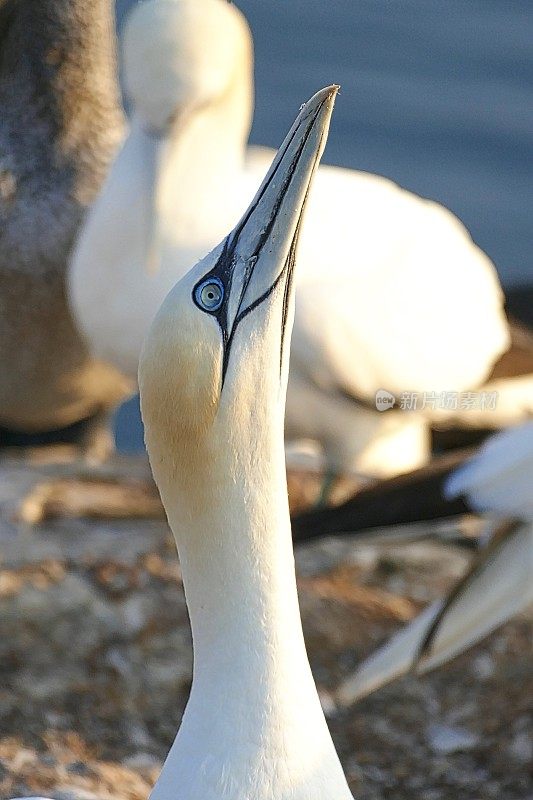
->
[17, 478, 165, 524]
[0, 732, 159, 800]
[0, 560, 66, 598]
[0, 449, 531, 800]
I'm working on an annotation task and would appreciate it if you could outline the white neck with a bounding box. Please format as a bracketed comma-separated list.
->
[134, 71, 253, 242]
[147, 384, 352, 799]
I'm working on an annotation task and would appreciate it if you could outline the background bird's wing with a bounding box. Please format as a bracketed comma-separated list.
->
[445, 421, 533, 517]
[291, 449, 472, 543]
[337, 521, 533, 705]
[292, 421, 533, 542]
[290, 163, 509, 403]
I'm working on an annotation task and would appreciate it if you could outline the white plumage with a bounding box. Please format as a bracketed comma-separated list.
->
[69, 0, 512, 478]
[445, 421, 533, 518]
[338, 421, 533, 705]
[138, 86, 355, 800]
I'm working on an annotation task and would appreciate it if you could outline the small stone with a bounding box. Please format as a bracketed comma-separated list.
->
[386, 575, 407, 594]
[508, 730, 533, 763]
[120, 595, 148, 634]
[105, 647, 132, 677]
[472, 652, 496, 680]
[346, 546, 379, 570]
[45, 710, 67, 727]
[123, 752, 161, 771]
[128, 721, 153, 749]
[426, 723, 479, 754]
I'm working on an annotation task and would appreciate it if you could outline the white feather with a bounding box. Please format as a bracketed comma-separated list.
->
[338, 422, 533, 705]
[338, 522, 533, 705]
[445, 421, 533, 518]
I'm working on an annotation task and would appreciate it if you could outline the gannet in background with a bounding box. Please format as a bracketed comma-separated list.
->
[138, 86, 356, 800]
[291, 422, 533, 705]
[70, 0, 529, 481]
[0, 0, 132, 452]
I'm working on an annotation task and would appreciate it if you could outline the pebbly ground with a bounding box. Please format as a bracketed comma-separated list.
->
[0, 448, 531, 800]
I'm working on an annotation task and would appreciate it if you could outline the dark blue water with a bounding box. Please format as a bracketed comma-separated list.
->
[114, 0, 533, 450]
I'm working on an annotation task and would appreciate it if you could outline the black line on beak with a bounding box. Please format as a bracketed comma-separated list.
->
[279, 109, 329, 375]
[192, 96, 328, 389]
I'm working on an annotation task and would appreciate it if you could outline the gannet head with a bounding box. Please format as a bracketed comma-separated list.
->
[123, 0, 254, 274]
[123, 0, 252, 136]
[139, 87, 337, 478]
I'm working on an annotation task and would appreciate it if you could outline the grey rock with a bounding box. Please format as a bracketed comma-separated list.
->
[426, 723, 480, 754]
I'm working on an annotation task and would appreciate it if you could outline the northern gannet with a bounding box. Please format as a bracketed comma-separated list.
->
[137, 86, 355, 800]
[69, 0, 525, 481]
[8, 84, 349, 800]
[0, 0, 132, 451]
[291, 422, 533, 705]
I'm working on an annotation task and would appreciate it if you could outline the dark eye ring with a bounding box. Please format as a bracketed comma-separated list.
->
[194, 277, 224, 312]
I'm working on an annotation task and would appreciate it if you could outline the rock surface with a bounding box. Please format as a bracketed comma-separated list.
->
[0, 448, 531, 800]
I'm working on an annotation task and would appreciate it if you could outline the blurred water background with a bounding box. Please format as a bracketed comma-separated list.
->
[114, 0, 533, 451]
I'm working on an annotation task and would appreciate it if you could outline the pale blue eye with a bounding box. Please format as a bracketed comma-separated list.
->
[195, 278, 224, 312]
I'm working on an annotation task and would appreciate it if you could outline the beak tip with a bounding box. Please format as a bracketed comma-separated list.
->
[296, 84, 339, 139]
[307, 83, 340, 107]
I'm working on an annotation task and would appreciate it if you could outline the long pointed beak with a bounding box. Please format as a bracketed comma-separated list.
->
[225, 85, 338, 328]
[193, 85, 339, 380]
